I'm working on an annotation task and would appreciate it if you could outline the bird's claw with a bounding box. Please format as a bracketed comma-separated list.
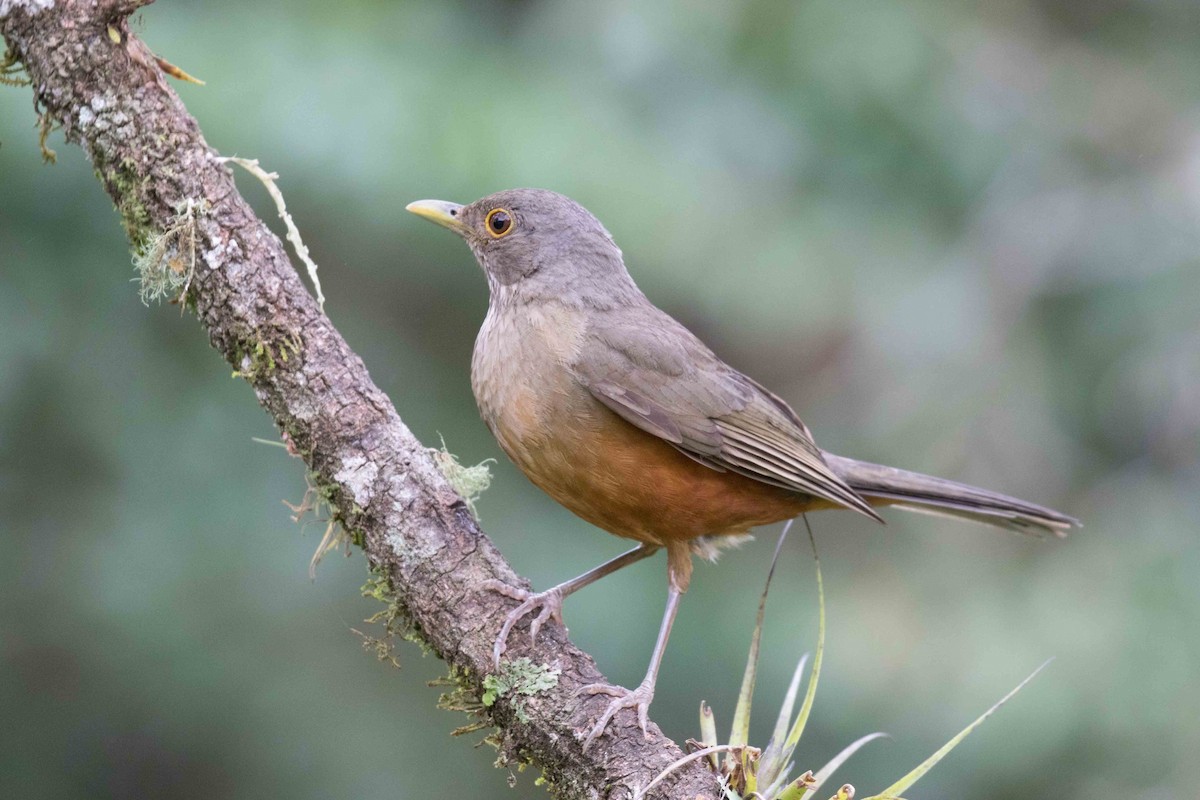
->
[576, 679, 655, 750]
[481, 580, 567, 669]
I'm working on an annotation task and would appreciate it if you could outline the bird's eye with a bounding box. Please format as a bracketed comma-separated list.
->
[485, 208, 513, 238]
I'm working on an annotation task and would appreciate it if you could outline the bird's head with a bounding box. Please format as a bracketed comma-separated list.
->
[406, 188, 639, 306]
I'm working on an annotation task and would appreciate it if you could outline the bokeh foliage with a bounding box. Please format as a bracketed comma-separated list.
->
[2, 1, 1197, 797]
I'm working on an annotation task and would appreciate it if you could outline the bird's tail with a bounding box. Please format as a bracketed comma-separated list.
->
[824, 454, 1079, 537]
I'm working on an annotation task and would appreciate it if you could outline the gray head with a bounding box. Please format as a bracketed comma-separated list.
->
[406, 188, 641, 307]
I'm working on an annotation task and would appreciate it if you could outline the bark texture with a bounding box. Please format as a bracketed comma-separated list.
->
[0, 2, 721, 798]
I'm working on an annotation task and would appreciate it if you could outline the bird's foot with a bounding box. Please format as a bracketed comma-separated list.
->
[576, 678, 656, 750]
[480, 580, 567, 668]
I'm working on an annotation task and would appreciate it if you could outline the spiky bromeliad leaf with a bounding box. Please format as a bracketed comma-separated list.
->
[700, 701, 720, 768]
[758, 651, 810, 789]
[861, 660, 1053, 800]
[782, 520, 827, 754]
[798, 732, 889, 800]
[758, 518, 829, 798]
[728, 522, 791, 758]
[774, 770, 818, 800]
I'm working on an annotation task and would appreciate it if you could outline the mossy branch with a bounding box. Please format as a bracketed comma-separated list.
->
[0, 3, 721, 798]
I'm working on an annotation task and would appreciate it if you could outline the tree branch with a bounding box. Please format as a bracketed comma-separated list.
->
[0, 3, 720, 798]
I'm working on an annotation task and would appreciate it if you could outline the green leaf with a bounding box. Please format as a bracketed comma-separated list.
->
[771, 652, 809, 749]
[700, 701, 719, 768]
[759, 651, 809, 788]
[743, 747, 759, 795]
[728, 523, 791, 752]
[782, 523, 826, 754]
[481, 676, 500, 707]
[863, 660, 1053, 800]
[799, 732, 888, 800]
[775, 771, 817, 800]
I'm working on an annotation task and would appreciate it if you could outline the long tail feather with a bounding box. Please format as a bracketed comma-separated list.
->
[824, 454, 1079, 537]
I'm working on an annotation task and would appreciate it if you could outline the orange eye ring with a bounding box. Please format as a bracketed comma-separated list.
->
[485, 208, 514, 238]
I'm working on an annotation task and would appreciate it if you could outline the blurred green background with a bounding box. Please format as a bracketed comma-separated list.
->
[2, 1, 1197, 798]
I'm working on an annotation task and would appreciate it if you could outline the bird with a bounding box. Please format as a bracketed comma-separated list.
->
[406, 188, 1078, 749]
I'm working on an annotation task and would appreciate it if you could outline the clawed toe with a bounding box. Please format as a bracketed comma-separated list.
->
[480, 579, 528, 602]
[481, 581, 566, 668]
[578, 680, 655, 750]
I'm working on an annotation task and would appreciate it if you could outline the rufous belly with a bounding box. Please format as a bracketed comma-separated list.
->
[496, 390, 813, 546]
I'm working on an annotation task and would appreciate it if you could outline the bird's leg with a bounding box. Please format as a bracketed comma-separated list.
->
[482, 543, 659, 668]
[577, 543, 691, 750]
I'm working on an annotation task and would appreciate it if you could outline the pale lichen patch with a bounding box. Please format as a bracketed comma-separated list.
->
[388, 522, 441, 563]
[334, 454, 378, 508]
[202, 236, 240, 271]
[384, 530, 407, 558]
[0, 0, 58, 17]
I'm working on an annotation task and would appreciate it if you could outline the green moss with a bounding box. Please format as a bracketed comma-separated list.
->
[0, 44, 29, 87]
[230, 334, 301, 380]
[92, 151, 153, 253]
[429, 665, 493, 737]
[230, 340, 274, 378]
[36, 110, 57, 164]
[359, 565, 432, 661]
[0, 46, 30, 153]
[0, 46, 50, 160]
[481, 657, 560, 724]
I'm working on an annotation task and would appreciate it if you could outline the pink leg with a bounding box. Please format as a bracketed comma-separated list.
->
[481, 543, 659, 668]
[576, 583, 682, 749]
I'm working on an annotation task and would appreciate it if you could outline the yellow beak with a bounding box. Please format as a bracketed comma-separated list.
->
[406, 199, 469, 236]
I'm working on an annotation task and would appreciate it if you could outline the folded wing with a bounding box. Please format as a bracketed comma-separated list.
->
[573, 306, 882, 522]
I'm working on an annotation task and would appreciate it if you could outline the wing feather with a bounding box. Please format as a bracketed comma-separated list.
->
[574, 306, 881, 522]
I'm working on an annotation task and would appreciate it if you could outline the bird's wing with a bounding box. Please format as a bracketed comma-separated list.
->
[572, 306, 881, 521]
